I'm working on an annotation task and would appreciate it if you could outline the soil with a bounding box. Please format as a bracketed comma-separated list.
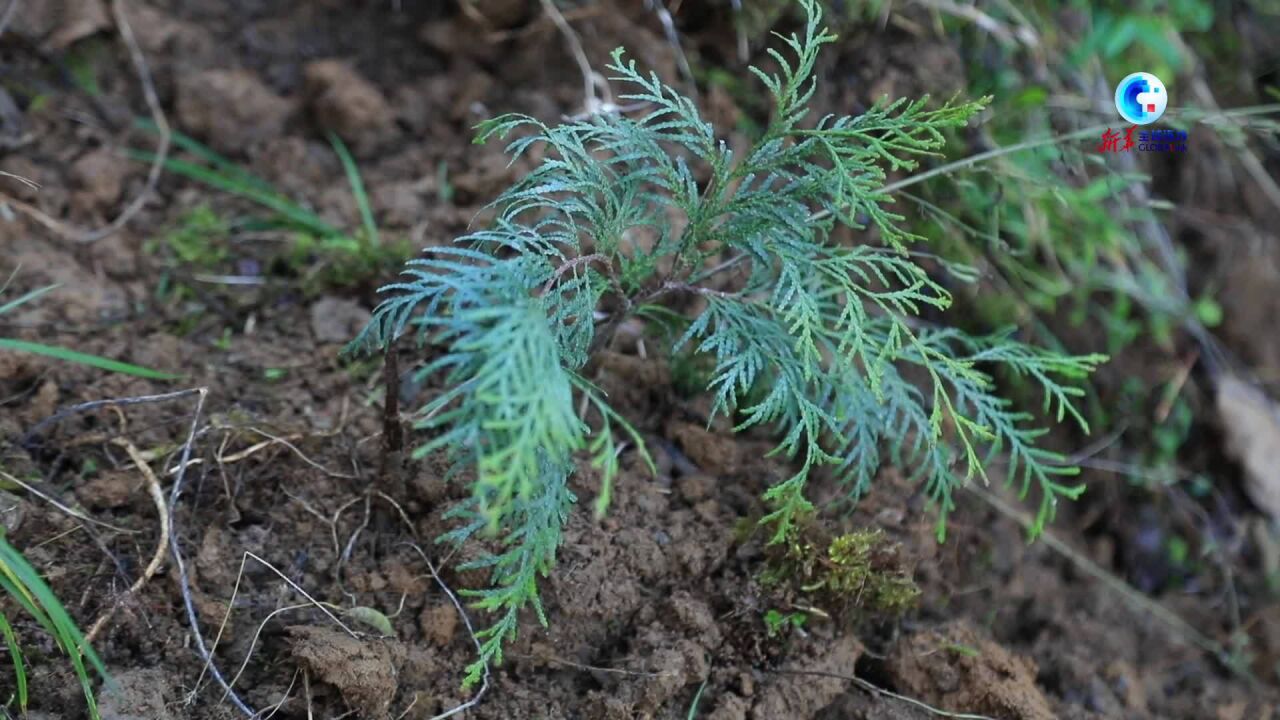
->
[2, 1, 1280, 719]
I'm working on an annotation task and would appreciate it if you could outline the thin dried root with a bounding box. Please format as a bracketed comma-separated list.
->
[85, 439, 170, 643]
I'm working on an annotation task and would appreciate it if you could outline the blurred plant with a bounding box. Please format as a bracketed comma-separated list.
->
[130, 123, 411, 290]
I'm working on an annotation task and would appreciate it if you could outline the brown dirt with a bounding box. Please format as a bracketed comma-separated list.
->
[1, 1, 1279, 719]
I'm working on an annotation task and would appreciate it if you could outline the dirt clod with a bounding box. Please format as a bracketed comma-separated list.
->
[98, 668, 172, 720]
[289, 625, 407, 720]
[310, 296, 373, 344]
[76, 469, 137, 510]
[176, 69, 292, 154]
[751, 635, 863, 719]
[69, 149, 128, 210]
[304, 60, 396, 152]
[418, 603, 458, 648]
[887, 621, 1055, 720]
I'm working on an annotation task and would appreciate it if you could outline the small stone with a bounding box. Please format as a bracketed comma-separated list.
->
[372, 182, 424, 228]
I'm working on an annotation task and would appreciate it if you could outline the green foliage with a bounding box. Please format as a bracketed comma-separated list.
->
[150, 204, 229, 267]
[0, 529, 108, 718]
[350, 0, 1101, 687]
[762, 608, 807, 637]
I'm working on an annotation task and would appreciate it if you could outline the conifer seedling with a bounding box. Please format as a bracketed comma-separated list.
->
[349, 0, 1104, 686]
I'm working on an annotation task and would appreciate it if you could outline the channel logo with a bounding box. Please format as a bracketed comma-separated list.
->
[1114, 72, 1167, 125]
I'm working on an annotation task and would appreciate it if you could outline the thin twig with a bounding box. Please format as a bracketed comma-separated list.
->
[22, 388, 205, 445]
[0, 469, 137, 535]
[162, 388, 258, 716]
[199, 551, 359, 711]
[256, 668, 300, 720]
[0, 171, 38, 190]
[773, 668, 997, 719]
[538, 0, 610, 116]
[540, 253, 608, 295]
[508, 652, 672, 677]
[401, 543, 490, 719]
[644, 0, 696, 97]
[84, 439, 170, 644]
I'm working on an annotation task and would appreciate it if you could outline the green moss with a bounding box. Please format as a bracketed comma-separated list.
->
[763, 522, 919, 619]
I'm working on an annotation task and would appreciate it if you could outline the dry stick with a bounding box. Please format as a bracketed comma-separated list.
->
[83, 439, 170, 644]
[508, 652, 671, 678]
[22, 388, 205, 445]
[401, 542, 490, 720]
[225, 602, 314, 698]
[644, 0, 696, 97]
[773, 668, 996, 720]
[538, 0, 611, 115]
[258, 668, 301, 720]
[0, 171, 38, 190]
[964, 483, 1258, 686]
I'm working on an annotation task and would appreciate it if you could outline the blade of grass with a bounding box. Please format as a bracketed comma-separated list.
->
[0, 537, 108, 697]
[0, 610, 29, 711]
[0, 339, 179, 380]
[134, 119, 277, 196]
[687, 678, 707, 719]
[125, 150, 343, 239]
[329, 133, 379, 247]
[0, 285, 59, 315]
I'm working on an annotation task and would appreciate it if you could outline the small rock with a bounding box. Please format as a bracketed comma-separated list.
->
[0, 491, 25, 534]
[70, 149, 127, 208]
[309, 296, 371, 344]
[304, 60, 396, 152]
[707, 693, 750, 720]
[176, 69, 292, 154]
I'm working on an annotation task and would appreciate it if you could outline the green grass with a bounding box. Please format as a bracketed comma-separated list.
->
[0, 279, 169, 717]
[129, 121, 411, 291]
[0, 529, 109, 718]
[0, 285, 177, 380]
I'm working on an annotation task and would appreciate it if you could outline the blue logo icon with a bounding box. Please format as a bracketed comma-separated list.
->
[1114, 72, 1167, 125]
